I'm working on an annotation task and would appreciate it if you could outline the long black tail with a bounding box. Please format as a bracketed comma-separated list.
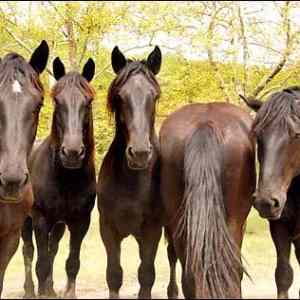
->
[175, 122, 245, 298]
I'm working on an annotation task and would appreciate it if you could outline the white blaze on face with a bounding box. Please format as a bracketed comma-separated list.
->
[12, 80, 22, 93]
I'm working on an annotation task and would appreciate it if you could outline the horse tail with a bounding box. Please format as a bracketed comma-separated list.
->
[175, 122, 245, 298]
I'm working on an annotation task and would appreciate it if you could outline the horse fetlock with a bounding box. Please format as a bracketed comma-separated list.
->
[167, 282, 179, 299]
[23, 280, 35, 299]
[109, 290, 120, 299]
[64, 282, 76, 299]
[275, 262, 293, 292]
[138, 287, 152, 299]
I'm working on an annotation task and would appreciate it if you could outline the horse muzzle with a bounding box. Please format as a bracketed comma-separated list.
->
[126, 144, 153, 170]
[253, 191, 286, 220]
[59, 145, 85, 169]
[0, 171, 29, 203]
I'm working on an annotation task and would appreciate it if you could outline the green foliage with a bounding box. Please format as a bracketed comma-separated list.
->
[0, 1, 299, 169]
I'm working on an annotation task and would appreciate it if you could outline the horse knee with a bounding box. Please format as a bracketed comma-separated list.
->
[107, 265, 123, 291]
[167, 243, 177, 264]
[66, 256, 80, 280]
[36, 255, 50, 281]
[181, 272, 195, 299]
[23, 242, 34, 261]
[138, 263, 155, 288]
[275, 260, 293, 291]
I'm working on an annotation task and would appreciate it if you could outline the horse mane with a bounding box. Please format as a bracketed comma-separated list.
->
[107, 59, 161, 114]
[253, 86, 300, 136]
[51, 72, 95, 101]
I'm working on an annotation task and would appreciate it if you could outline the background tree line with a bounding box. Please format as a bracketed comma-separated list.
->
[1, 1, 300, 165]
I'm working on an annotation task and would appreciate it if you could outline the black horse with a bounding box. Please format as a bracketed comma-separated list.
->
[0, 41, 49, 298]
[242, 87, 300, 299]
[97, 46, 165, 299]
[22, 57, 96, 298]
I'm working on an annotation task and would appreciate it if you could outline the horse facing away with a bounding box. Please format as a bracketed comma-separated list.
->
[22, 57, 96, 298]
[160, 102, 256, 298]
[0, 41, 49, 298]
[97, 46, 165, 299]
[241, 87, 300, 299]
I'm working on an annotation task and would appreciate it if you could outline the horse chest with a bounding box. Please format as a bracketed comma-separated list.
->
[100, 181, 155, 237]
[0, 204, 26, 237]
[35, 181, 95, 222]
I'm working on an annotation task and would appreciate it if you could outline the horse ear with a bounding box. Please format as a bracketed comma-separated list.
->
[111, 46, 126, 74]
[239, 94, 263, 112]
[147, 46, 161, 75]
[82, 58, 95, 82]
[29, 40, 49, 74]
[53, 57, 66, 81]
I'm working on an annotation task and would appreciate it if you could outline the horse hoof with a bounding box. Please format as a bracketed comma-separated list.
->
[23, 292, 36, 299]
[64, 291, 76, 299]
[46, 289, 57, 298]
[109, 291, 119, 299]
[167, 284, 179, 299]
[167, 292, 178, 299]
[278, 292, 289, 299]
[138, 291, 152, 299]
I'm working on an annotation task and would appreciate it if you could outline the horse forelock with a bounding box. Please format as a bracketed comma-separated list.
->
[107, 60, 160, 115]
[253, 87, 300, 137]
[0, 53, 44, 95]
[51, 72, 95, 102]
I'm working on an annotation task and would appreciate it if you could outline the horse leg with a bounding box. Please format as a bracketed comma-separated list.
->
[270, 221, 293, 299]
[64, 217, 90, 299]
[181, 267, 195, 299]
[165, 230, 179, 299]
[45, 222, 66, 297]
[0, 230, 20, 298]
[227, 219, 246, 297]
[292, 238, 300, 299]
[136, 224, 162, 299]
[175, 238, 195, 298]
[100, 215, 122, 299]
[33, 214, 51, 297]
[22, 217, 35, 298]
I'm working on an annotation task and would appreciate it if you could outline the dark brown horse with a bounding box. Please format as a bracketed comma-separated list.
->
[0, 41, 49, 298]
[160, 102, 256, 298]
[241, 87, 300, 299]
[97, 46, 164, 299]
[21, 57, 96, 298]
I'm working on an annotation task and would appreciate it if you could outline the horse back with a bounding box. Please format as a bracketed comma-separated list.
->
[160, 102, 256, 225]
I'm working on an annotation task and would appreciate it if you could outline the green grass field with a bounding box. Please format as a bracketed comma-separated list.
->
[2, 207, 300, 299]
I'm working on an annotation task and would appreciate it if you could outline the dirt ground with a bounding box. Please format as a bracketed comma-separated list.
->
[3, 271, 300, 299]
[2, 208, 300, 299]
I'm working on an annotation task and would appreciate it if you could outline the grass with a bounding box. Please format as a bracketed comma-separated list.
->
[2, 207, 300, 299]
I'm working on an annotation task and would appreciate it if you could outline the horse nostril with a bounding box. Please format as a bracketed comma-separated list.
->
[22, 173, 29, 187]
[0, 173, 4, 186]
[79, 146, 85, 157]
[271, 197, 280, 208]
[61, 146, 67, 157]
[127, 146, 135, 159]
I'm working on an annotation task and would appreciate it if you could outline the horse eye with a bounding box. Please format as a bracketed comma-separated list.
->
[33, 103, 43, 115]
[294, 132, 300, 139]
[86, 101, 92, 109]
